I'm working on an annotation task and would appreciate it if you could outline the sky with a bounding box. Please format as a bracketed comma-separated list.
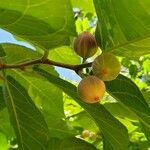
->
[0, 28, 80, 82]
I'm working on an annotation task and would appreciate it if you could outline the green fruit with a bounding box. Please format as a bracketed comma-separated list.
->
[74, 32, 98, 58]
[77, 76, 105, 103]
[92, 53, 121, 81]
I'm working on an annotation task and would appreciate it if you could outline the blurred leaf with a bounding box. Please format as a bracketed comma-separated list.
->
[69, 102, 138, 133]
[75, 18, 90, 33]
[142, 90, 150, 106]
[49, 46, 80, 64]
[69, 111, 99, 132]
[137, 141, 150, 150]
[0, 108, 15, 139]
[1, 43, 41, 64]
[48, 137, 96, 150]
[121, 58, 131, 68]
[117, 118, 137, 134]
[85, 12, 94, 20]
[4, 75, 49, 150]
[34, 67, 129, 150]
[94, 0, 150, 57]
[0, 45, 6, 57]
[129, 64, 138, 78]
[0, 133, 8, 150]
[140, 121, 150, 143]
[143, 59, 150, 72]
[105, 74, 150, 141]
[104, 102, 138, 120]
[71, 0, 95, 14]
[64, 94, 83, 116]
[0, 86, 5, 110]
[0, 0, 76, 50]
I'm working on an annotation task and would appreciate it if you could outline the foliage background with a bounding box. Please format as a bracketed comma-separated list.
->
[0, 0, 150, 150]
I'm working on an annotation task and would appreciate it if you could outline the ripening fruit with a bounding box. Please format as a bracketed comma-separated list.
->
[74, 32, 98, 58]
[92, 53, 121, 81]
[77, 76, 105, 103]
[81, 130, 90, 138]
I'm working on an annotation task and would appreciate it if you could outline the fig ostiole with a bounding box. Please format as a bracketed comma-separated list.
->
[92, 53, 121, 81]
[77, 76, 106, 103]
[74, 32, 98, 58]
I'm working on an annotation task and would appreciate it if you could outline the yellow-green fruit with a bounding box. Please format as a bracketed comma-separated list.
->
[81, 130, 90, 138]
[92, 53, 121, 81]
[77, 76, 105, 103]
[74, 32, 98, 58]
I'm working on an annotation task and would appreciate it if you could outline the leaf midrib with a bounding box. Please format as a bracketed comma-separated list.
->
[35, 69, 128, 149]
[5, 78, 24, 150]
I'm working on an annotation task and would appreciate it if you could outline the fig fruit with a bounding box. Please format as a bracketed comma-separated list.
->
[92, 53, 121, 81]
[77, 76, 105, 103]
[74, 32, 98, 58]
[81, 130, 90, 138]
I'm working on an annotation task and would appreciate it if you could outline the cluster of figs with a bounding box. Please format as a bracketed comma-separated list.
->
[74, 32, 121, 103]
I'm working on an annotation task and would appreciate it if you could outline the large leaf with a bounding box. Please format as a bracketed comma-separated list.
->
[94, 0, 150, 57]
[4, 75, 49, 150]
[1, 43, 41, 63]
[49, 46, 80, 64]
[105, 74, 150, 141]
[48, 137, 96, 150]
[34, 67, 129, 150]
[2, 44, 74, 138]
[8, 67, 76, 139]
[0, 0, 76, 50]
[70, 102, 138, 133]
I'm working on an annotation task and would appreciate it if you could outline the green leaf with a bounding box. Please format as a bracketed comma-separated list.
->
[3, 44, 75, 138]
[0, 86, 5, 110]
[48, 137, 96, 150]
[71, 0, 96, 14]
[143, 59, 150, 72]
[136, 141, 150, 150]
[117, 118, 137, 134]
[105, 74, 150, 140]
[4, 75, 49, 150]
[0, 0, 76, 50]
[142, 90, 150, 106]
[0, 132, 8, 150]
[129, 64, 138, 78]
[104, 102, 138, 120]
[1, 43, 41, 63]
[34, 67, 129, 150]
[0, 45, 6, 57]
[69, 111, 99, 132]
[49, 46, 80, 64]
[94, 0, 150, 57]
[140, 120, 150, 143]
[8, 68, 76, 139]
[105, 74, 149, 112]
[0, 108, 15, 139]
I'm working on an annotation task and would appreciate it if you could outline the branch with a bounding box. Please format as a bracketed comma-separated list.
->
[0, 58, 92, 72]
